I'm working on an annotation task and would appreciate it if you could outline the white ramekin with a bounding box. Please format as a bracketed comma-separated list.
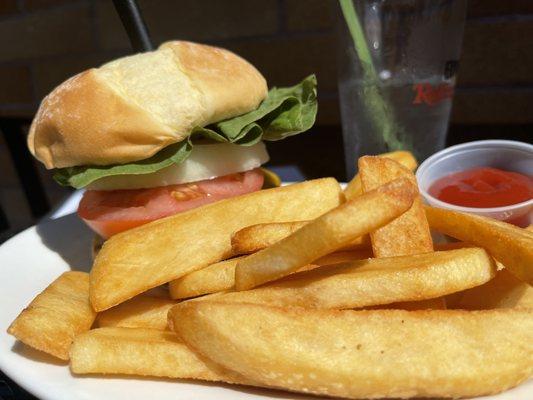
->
[416, 140, 533, 226]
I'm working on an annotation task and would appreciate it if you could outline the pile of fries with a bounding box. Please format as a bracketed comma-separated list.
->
[8, 151, 533, 399]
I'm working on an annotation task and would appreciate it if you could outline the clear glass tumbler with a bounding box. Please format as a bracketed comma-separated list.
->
[336, 0, 467, 178]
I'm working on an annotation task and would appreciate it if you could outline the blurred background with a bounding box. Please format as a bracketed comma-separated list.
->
[0, 0, 532, 239]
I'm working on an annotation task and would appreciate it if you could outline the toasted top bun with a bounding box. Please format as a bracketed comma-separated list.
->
[28, 41, 268, 169]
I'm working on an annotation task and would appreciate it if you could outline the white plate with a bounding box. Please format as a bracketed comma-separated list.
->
[0, 214, 531, 400]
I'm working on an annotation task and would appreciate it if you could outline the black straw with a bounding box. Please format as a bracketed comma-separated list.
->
[112, 0, 154, 52]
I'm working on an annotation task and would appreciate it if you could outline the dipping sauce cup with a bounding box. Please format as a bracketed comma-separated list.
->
[416, 140, 533, 227]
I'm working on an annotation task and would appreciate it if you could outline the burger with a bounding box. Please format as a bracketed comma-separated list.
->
[28, 41, 317, 239]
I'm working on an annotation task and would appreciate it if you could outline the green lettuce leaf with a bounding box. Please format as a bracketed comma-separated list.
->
[54, 75, 317, 189]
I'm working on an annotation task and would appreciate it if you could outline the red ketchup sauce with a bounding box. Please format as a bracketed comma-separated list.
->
[429, 167, 532, 225]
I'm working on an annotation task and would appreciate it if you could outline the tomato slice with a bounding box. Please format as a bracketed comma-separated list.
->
[78, 168, 264, 238]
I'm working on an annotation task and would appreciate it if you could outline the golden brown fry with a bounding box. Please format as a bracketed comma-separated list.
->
[455, 268, 533, 310]
[96, 295, 177, 330]
[434, 241, 506, 270]
[313, 249, 373, 265]
[365, 297, 447, 311]
[435, 240, 477, 308]
[170, 256, 245, 299]
[396, 297, 447, 310]
[435, 242, 507, 308]
[169, 250, 372, 299]
[8, 271, 96, 360]
[219, 248, 495, 309]
[231, 221, 370, 255]
[170, 301, 533, 399]
[90, 178, 343, 311]
[434, 241, 472, 251]
[70, 327, 243, 383]
[434, 243, 478, 309]
[235, 178, 416, 290]
[344, 150, 418, 200]
[231, 221, 307, 255]
[425, 206, 533, 285]
[143, 285, 171, 298]
[359, 156, 433, 257]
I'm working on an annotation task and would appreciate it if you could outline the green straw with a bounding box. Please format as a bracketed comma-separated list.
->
[339, 0, 407, 151]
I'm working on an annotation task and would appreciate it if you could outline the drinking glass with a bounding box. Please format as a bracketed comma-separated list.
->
[337, 0, 467, 178]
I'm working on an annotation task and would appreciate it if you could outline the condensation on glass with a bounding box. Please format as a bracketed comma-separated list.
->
[337, 0, 467, 178]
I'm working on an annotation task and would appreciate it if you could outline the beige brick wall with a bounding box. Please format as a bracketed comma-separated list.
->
[0, 0, 531, 124]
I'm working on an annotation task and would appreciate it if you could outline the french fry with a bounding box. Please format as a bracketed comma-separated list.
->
[96, 295, 177, 330]
[169, 250, 372, 299]
[359, 156, 433, 257]
[170, 257, 245, 299]
[143, 285, 171, 298]
[90, 178, 343, 311]
[217, 248, 496, 309]
[435, 242, 508, 308]
[365, 297, 447, 311]
[344, 150, 418, 200]
[434, 241, 506, 270]
[8, 271, 96, 360]
[314, 249, 373, 265]
[235, 178, 416, 290]
[170, 301, 533, 399]
[434, 241, 472, 251]
[70, 327, 243, 383]
[425, 206, 533, 285]
[231, 221, 370, 255]
[232, 221, 307, 255]
[435, 241, 493, 308]
[455, 268, 533, 310]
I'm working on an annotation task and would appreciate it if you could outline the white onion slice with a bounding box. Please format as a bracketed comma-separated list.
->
[87, 142, 270, 191]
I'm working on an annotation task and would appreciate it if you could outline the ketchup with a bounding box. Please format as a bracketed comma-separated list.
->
[429, 167, 532, 208]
